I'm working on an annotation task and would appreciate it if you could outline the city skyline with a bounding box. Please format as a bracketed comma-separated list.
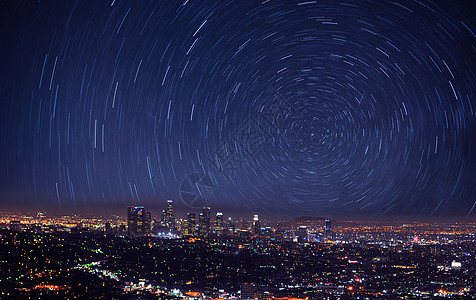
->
[1, 204, 474, 298]
[2, 194, 476, 222]
[2, 201, 475, 223]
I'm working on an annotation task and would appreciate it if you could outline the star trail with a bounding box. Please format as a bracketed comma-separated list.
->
[0, 0, 475, 217]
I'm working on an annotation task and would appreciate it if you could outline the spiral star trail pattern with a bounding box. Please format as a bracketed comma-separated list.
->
[0, 0, 475, 217]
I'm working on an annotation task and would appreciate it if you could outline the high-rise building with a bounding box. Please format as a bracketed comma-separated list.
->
[161, 209, 167, 226]
[253, 215, 261, 236]
[216, 212, 224, 236]
[324, 219, 333, 241]
[182, 220, 189, 235]
[199, 207, 211, 236]
[127, 206, 151, 237]
[198, 212, 205, 236]
[162, 199, 175, 229]
[186, 212, 196, 236]
[203, 206, 210, 227]
[167, 199, 174, 219]
[227, 221, 235, 237]
[275, 223, 283, 242]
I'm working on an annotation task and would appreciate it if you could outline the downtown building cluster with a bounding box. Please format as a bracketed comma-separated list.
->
[127, 200, 334, 243]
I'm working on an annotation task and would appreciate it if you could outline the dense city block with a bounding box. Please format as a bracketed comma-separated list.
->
[0, 208, 474, 299]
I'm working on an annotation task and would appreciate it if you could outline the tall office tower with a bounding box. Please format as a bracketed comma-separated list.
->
[203, 206, 210, 228]
[198, 206, 211, 236]
[253, 215, 261, 236]
[143, 210, 151, 235]
[165, 199, 175, 229]
[127, 206, 151, 237]
[167, 199, 174, 219]
[275, 223, 283, 242]
[198, 213, 207, 237]
[187, 212, 196, 236]
[324, 219, 333, 241]
[128, 206, 138, 236]
[182, 219, 189, 235]
[227, 219, 235, 237]
[161, 209, 167, 226]
[216, 212, 224, 236]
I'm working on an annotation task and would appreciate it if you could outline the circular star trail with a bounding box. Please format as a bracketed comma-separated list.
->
[0, 0, 475, 217]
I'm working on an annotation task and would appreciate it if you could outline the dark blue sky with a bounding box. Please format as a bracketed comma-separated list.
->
[0, 0, 475, 218]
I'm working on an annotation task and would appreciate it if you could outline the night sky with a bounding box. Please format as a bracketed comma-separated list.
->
[0, 0, 475, 218]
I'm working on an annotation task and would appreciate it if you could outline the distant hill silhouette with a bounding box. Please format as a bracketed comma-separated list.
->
[290, 216, 328, 223]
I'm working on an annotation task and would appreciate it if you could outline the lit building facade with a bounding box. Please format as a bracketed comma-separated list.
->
[127, 206, 151, 237]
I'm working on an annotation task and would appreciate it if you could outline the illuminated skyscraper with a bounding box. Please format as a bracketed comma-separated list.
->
[198, 212, 204, 236]
[227, 217, 235, 236]
[216, 212, 224, 236]
[253, 215, 261, 236]
[127, 206, 151, 237]
[160, 209, 167, 226]
[203, 206, 210, 226]
[275, 223, 283, 242]
[162, 199, 175, 229]
[324, 219, 333, 241]
[198, 206, 211, 236]
[167, 199, 174, 219]
[186, 212, 196, 236]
